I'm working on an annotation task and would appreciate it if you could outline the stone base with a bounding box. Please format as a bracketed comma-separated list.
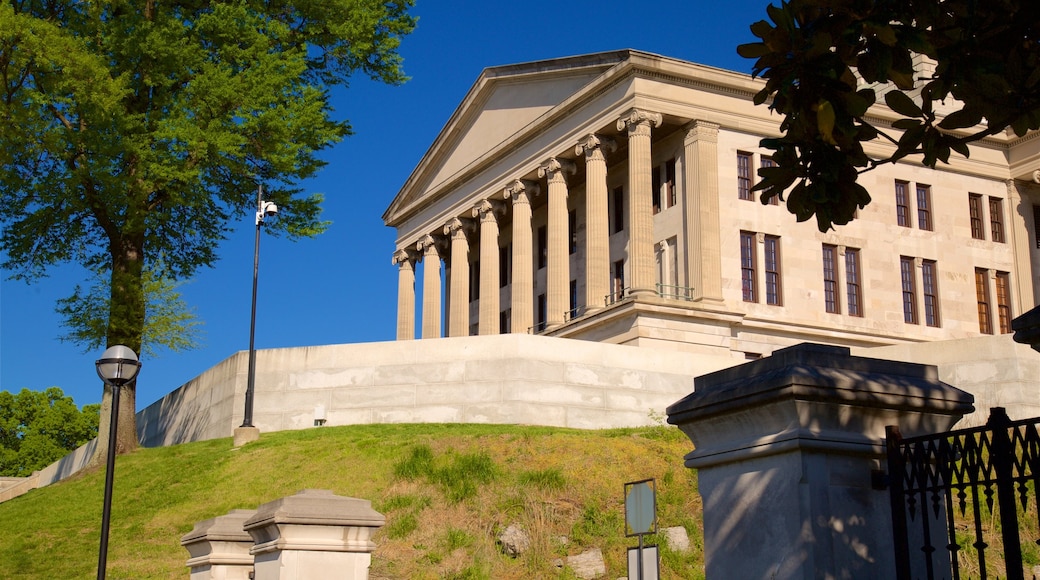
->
[233, 427, 260, 447]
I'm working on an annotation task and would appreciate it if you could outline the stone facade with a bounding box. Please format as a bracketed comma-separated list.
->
[384, 49, 1040, 358]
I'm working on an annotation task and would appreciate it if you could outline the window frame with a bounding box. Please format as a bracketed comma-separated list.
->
[969, 194, 985, 240]
[900, 256, 917, 324]
[922, 259, 940, 327]
[916, 184, 933, 231]
[989, 197, 1005, 243]
[764, 234, 782, 306]
[822, 244, 840, 314]
[996, 271, 1012, 333]
[975, 268, 992, 334]
[895, 181, 911, 227]
[737, 152, 753, 201]
[740, 231, 756, 303]
[845, 248, 863, 317]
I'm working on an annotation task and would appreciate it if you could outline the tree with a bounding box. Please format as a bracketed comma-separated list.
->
[0, 1, 415, 457]
[0, 387, 100, 477]
[738, 0, 1040, 231]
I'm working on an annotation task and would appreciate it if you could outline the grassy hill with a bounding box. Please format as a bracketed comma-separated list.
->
[0, 422, 705, 579]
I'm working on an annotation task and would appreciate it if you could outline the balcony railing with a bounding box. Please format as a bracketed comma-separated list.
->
[656, 283, 695, 301]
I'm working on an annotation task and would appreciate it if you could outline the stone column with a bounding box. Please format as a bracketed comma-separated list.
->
[539, 157, 576, 327]
[444, 217, 472, 337]
[417, 235, 442, 339]
[505, 180, 538, 333]
[473, 199, 501, 335]
[182, 509, 257, 580]
[392, 249, 417, 341]
[576, 134, 616, 312]
[617, 108, 662, 297]
[244, 489, 385, 580]
[1005, 179, 1033, 307]
[683, 121, 723, 301]
[667, 343, 974, 580]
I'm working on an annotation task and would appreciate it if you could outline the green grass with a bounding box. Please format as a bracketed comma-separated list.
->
[0, 423, 705, 579]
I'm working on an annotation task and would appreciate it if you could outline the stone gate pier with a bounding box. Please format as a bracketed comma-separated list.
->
[667, 343, 974, 580]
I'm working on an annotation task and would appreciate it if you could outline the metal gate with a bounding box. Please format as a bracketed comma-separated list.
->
[886, 407, 1040, 580]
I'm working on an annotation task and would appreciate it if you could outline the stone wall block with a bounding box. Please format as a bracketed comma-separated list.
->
[243, 489, 385, 580]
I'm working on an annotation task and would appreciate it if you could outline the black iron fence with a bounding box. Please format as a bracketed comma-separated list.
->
[886, 407, 1040, 580]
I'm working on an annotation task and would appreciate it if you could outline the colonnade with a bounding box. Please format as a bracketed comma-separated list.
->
[392, 109, 724, 340]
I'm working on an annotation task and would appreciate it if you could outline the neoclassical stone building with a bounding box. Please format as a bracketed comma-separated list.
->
[383, 50, 1040, 358]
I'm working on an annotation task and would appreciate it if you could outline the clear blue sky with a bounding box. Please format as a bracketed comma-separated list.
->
[0, 0, 763, 410]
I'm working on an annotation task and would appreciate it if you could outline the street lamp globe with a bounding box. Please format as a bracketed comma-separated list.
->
[95, 345, 142, 387]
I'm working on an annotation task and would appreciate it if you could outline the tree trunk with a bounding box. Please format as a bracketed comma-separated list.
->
[90, 235, 146, 465]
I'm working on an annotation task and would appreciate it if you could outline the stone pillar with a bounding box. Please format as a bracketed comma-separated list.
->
[444, 217, 472, 337]
[667, 343, 974, 580]
[417, 235, 442, 339]
[617, 108, 662, 297]
[683, 121, 723, 301]
[576, 134, 616, 312]
[505, 180, 538, 333]
[539, 157, 576, 328]
[473, 199, 501, 335]
[181, 509, 257, 580]
[392, 249, 417, 341]
[1005, 179, 1033, 307]
[244, 489, 385, 580]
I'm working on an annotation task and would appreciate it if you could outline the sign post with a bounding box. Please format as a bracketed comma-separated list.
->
[624, 478, 659, 580]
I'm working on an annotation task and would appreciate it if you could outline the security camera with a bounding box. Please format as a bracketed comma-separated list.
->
[261, 202, 278, 217]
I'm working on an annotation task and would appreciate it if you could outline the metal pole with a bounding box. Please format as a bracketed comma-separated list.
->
[242, 185, 262, 428]
[97, 383, 121, 580]
[637, 533, 644, 580]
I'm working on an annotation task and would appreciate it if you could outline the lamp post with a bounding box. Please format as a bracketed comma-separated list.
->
[95, 345, 141, 580]
[240, 185, 277, 436]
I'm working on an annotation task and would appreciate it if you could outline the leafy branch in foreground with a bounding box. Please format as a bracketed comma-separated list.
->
[738, 0, 1040, 231]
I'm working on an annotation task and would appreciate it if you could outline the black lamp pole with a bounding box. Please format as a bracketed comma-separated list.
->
[95, 345, 141, 580]
[242, 184, 276, 429]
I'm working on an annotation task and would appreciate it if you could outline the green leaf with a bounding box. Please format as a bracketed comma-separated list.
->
[885, 90, 923, 118]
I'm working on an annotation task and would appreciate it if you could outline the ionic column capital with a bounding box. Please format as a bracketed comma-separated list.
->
[537, 157, 577, 183]
[392, 248, 418, 265]
[471, 199, 504, 222]
[617, 108, 662, 135]
[443, 217, 474, 240]
[504, 179, 541, 204]
[416, 234, 443, 257]
[575, 134, 617, 160]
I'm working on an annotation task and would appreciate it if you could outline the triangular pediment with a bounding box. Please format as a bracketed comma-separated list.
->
[384, 51, 633, 225]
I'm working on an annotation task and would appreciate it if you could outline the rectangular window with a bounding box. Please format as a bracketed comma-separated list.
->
[737, 152, 753, 201]
[537, 225, 547, 269]
[764, 235, 782, 305]
[612, 186, 625, 233]
[499, 308, 511, 334]
[845, 248, 863, 317]
[989, 197, 1005, 243]
[917, 184, 932, 231]
[822, 244, 839, 314]
[665, 158, 677, 208]
[652, 164, 662, 214]
[996, 271, 1012, 333]
[740, 231, 756, 302]
[901, 257, 917, 324]
[969, 194, 985, 240]
[569, 279, 578, 314]
[976, 269, 992, 334]
[568, 209, 577, 254]
[612, 259, 625, 302]
[922, 259, 940, 327]
[499, 244, 511, 287]
[895, 181, 910, 227]
[761, 157, 779, 205]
